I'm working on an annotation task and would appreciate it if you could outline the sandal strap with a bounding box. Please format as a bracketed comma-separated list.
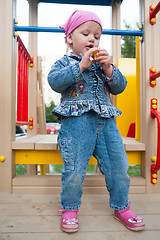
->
[116, 208, 143, 223]
[115, 205, 130, 213]
[58, 208, 79, 213]
[128, 216, 143, 223]
[63, 217, 78, 224]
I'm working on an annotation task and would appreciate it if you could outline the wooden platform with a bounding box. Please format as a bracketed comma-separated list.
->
[12, 135, 146, 151]
[0, 192, 160, 240]
[11, 134, 146, 194]
[12, 135, 146, 165]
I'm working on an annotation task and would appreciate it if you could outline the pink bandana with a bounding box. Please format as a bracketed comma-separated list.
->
[60, 10, 102, 41]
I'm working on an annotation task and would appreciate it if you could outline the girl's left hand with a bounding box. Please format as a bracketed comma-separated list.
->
[94, 49, 113, 79]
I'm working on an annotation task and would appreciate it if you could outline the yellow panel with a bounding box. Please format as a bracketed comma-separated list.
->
[40, 165, 46, 175]
[127, 151, 141, 165]
[116, 58, 136, 137]
[15, 150, 97, 165]
[15, 150, 141, 165]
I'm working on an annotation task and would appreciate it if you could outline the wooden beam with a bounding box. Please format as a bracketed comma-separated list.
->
[12, 175, 145, 194]
[0, 0, 17, 193]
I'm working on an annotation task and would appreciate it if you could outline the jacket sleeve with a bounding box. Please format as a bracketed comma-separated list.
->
[48, 57, 85, 93]
[104, 65, 127, 95]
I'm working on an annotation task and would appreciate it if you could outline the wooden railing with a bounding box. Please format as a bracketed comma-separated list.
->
[16, 36, 34, 129]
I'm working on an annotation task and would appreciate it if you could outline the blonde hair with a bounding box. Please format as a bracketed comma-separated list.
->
[66, 34, 73, 54]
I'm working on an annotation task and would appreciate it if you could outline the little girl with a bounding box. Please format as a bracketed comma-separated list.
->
[48, 10, 145, 233]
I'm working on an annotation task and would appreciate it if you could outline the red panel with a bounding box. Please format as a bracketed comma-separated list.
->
[16, 36, 33, 125]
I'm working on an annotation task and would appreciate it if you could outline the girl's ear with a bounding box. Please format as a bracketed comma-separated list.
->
[67, 34, 73, 44]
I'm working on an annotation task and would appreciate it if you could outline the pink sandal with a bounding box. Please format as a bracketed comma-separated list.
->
[114, 205, 145, 231]
[58, 208, 79, 233]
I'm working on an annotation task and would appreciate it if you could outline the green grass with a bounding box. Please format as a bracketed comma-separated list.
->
[87, 165, 95, 173]
[16, 164, 140, 176]
[53, 164, 95, 173]
[127, 165, 140, 176]
[54, 164, 63, 173]
[53, 164, 140, 175]
[16, 164, 27, 175]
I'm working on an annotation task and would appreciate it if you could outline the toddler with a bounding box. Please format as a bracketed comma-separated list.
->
[48, 10, 145, 233]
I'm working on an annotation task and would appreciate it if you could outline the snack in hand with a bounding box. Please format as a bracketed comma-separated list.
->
[94, 50, 99, 59]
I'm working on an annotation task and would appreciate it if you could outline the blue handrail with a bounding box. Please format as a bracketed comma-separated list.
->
[37, 0, 123, 6]
[14, 25, 143, 37]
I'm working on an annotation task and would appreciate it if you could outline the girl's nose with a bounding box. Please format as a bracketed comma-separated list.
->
[89, 35, 94, 42]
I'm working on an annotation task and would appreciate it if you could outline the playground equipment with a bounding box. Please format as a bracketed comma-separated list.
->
[149, 2, 160, 24]
[150, 98, 160, 182]
[14, 22, 143, 37]
[0, 0, 160, 194]
[16, 36, 34, 127]
[150, 67, 160, 87]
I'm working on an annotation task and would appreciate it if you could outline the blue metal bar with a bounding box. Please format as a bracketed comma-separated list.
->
[14, 25, 64, 33]
[14, 25, 143, 37]
[37, 0, 123, 6]
[102, 29, 142, 36]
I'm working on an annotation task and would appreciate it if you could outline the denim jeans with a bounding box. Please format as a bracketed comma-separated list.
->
[58, 111, 130, 211]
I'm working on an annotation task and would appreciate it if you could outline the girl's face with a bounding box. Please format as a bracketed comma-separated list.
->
[67, 21, 102, 57]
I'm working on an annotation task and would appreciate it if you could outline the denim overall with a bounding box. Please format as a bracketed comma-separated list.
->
[48, 53, 130, 211]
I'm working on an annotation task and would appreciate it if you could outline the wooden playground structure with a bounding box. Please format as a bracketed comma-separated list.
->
[1, 0, 160, 239]
[0, 0, 160, 197]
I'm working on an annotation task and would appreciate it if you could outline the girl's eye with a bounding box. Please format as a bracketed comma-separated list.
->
[95, 36, 100, 40]
[83, 33, 88, 36]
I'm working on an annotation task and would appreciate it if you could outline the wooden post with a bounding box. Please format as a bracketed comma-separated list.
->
[27, 0, 39, 175]
[37, 57, 46, 135]
[140, 0, 160, 192]
[37, 56, 47, 175]
[0, 0, 17, 193]
[111, 5, 121, 108]
[112, 5, 121, 66]
[28, 0, 38, 136]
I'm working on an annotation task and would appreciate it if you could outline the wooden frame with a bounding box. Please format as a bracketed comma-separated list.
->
[27, 0, 39, 175]
[0, 0, 17, 193]
[140, 0, 160, 193]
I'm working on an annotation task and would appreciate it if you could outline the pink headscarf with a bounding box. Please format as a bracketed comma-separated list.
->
[60, 10, 102, 41]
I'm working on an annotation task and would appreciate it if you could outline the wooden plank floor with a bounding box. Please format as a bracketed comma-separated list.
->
[0, 192, 160, 240]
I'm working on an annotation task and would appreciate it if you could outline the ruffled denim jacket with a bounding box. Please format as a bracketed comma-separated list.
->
[48, 53, 127, 118]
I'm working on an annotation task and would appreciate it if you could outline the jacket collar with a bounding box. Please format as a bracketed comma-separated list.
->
[69, 52, 82, 61]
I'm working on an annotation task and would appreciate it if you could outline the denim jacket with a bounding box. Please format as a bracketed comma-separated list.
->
[48, 53, 127, 118]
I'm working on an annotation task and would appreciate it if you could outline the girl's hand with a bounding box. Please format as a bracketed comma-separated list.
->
[79, 47, 99, 72]
[94, 49, 113, 78]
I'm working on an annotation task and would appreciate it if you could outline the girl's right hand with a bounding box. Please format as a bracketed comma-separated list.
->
[79, 47, 99, 72]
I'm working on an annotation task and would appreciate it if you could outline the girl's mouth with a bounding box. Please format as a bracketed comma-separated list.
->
[86, 44, 93, 50]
